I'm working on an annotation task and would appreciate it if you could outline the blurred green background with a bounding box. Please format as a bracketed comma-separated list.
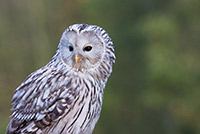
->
[1, 0, 200, 133]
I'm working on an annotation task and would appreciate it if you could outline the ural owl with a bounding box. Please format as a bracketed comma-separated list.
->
[6, 24, 115, 134]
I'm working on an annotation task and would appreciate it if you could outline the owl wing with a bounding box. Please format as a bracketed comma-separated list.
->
[7, 66, 78, 133]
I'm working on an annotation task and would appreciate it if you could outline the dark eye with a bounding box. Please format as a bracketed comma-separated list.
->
[69, 46, 74, 51]
[83, 46, 92, 52]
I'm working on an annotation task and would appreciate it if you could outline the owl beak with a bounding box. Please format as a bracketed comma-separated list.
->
[75, 54, 81, 63]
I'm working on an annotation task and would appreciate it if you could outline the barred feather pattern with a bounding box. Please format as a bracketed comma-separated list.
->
[6, 24, 115, 134]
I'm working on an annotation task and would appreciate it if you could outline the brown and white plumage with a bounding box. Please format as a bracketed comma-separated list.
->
[6, 24, 115, 134]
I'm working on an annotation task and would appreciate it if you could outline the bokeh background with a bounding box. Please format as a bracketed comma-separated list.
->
[1, 0, 200, 133]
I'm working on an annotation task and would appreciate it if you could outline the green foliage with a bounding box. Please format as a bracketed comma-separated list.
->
[1, 0, 200, 133]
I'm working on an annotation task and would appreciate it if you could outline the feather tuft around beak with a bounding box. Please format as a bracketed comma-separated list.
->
[74, 53, 84, 71]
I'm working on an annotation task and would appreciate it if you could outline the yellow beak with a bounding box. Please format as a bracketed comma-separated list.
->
[75, 54, 80, 63]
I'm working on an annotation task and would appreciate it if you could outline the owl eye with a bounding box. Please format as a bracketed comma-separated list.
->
[69, 46, 74, 52]
[83, 46, 92, 52]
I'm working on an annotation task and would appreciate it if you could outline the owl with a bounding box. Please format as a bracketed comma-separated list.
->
[6, 24, 115, 134]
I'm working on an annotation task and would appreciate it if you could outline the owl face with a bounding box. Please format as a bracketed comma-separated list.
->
[59, 30, 105, 71]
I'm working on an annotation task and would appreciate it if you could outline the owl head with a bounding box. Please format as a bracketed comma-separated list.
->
[58, 24, 115, 74]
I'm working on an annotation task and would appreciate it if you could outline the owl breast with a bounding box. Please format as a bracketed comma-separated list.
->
[43, 76, 103, 134]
